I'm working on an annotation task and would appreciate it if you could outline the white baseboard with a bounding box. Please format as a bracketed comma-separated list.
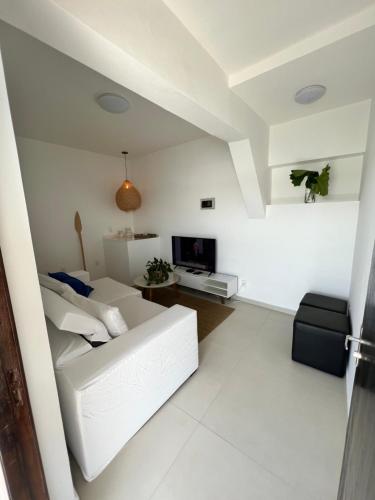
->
[233, 295, 296, 316]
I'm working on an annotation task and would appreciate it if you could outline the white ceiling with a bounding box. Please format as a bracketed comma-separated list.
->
[163, 0, 374, 74]
[163, 0, 375, 124]
[233, 26, 375, 124]
[2, 1, 375, 137]
[0, 22, 206, 158]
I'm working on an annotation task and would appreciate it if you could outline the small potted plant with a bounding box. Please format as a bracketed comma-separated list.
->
[144, 258, 173, 285]
[289, 164, 330, 203]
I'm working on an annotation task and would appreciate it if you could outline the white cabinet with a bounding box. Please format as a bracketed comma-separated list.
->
[103, 236, 160, 285]
[174, 267, 238, 301]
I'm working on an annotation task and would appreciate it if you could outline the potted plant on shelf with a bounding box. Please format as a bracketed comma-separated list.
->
[289, 164, 330, 203]
[144, 258, 173, 285]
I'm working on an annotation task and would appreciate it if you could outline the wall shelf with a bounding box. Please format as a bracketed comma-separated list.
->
[203, 286, 228, 297]
[268, 194, 360, 207]
[269, 155, 363, 206]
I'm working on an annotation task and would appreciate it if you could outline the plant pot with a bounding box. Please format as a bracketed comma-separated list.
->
[304, 188, 316, 204]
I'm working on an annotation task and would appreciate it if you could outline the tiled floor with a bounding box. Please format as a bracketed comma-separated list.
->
[71, 300, 347, 500]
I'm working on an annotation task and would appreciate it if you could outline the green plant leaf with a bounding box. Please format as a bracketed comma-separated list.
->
[315, 165, 330, 196]
[290, 164, 330, 197]
[144, 257, 173, 284]
[290, 169, 319, 188]
[290, 170, 309, 186]
[305, 172, 319, 189]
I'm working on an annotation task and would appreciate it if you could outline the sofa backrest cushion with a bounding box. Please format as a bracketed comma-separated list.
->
[39, 273, 72, 295]
[40, 286, 111, 343]
[46, 319, 92, 368]
[62, 288, 128, 337]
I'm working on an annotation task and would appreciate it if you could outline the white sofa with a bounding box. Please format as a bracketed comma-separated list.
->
[45, 271, 198, 481]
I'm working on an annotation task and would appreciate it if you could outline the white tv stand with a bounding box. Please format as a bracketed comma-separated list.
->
[174, 267, 238, 303]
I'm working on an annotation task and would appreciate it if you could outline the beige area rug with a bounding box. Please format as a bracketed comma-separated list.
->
[151, 288, 234, 343]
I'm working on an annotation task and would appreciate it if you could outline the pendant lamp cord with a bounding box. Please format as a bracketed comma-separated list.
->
[122, 151, 128, 179]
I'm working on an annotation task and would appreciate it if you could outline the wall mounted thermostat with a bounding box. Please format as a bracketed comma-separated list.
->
[200, 198, 215, 209]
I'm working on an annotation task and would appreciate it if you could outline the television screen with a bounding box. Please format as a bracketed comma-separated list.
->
[172, 236, 216, 273]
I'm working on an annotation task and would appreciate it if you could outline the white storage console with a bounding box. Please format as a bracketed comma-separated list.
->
[103, 235, 160, 286]
[174, 267, 238, 301]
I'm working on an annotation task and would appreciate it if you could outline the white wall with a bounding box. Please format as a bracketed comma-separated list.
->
[269, 100, 371, 166]
[0, 52, 75, 500]
[132, 136, 359, 311]
[347, 101, 375, 404]
[17, 138, 133, 279]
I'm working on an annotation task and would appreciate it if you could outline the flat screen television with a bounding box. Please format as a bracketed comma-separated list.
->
[172, 236, 216, 273]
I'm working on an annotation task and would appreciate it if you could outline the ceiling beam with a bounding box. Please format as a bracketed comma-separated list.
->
[229, 4, 375, 87]
[229, 139, 268, 218]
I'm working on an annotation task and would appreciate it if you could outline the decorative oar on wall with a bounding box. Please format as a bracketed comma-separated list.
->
[74, 211, 87, 271]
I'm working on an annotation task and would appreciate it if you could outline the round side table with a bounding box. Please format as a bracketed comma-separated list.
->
[133, 274, 179, 301]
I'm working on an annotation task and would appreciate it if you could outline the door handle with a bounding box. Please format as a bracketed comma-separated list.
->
[345, 330, 375, 351]
[352, 351, 375, 365]
[346, 326, 375, 366]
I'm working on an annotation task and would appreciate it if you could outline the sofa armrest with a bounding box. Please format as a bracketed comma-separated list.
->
[56, 305, 198, 481]
[68, 270, 91, 283]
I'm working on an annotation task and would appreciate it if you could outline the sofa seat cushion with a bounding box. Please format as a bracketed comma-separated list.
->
[89, 277, 141, 305]
[112, 295, 166, 330]
[46, 319, 92, 369]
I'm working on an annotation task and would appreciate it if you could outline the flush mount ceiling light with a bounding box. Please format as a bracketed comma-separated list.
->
[294, 85, 326, 105]
[96, 93, 129, 113]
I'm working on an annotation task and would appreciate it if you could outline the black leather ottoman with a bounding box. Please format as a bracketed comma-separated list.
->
[300, 292, 347, 315]
[292, 305, 350, 377]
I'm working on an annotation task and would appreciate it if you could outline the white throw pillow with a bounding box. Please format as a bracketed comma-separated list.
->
[40, 286, 111, 343]
[46, 319, 92, 368]
[38, 273, 72, 295]
[62, 288, 128, 337]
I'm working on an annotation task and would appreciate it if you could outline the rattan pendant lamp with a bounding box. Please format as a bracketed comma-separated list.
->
[115, 151, 141, 212]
